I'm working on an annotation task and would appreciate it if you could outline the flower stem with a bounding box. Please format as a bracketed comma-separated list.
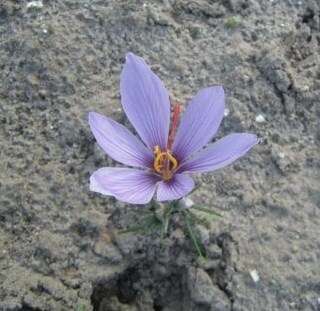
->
[183, 210, 205, 258]
[160, 202, 174, 239]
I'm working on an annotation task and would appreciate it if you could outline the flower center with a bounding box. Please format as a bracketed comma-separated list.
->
[153, 146, 178, 181]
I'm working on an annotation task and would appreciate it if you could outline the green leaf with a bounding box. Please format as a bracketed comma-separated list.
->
[225, 16, 241, 29]
[160, 203, 175, 238]
[190, 205, 222, 218]
[183, 211, 205, 258]
[187, 209, 211, 228]
[119, 214, 162, 235]
[75, 304, 86, 311]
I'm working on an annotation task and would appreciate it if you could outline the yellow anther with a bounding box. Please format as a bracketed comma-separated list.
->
[153, 145, 178, 180]
[166, 152, 178, 171]
[153, 146, 164, 173]
[154, 145, 161, 155]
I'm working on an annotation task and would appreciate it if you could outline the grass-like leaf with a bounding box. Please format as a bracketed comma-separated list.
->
[119, 214, 162, 234]
[183, 210, 205, 258]
[190, 205, 222, 218]
[187, 209, 211, 228]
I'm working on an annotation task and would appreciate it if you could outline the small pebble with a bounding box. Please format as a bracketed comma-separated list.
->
[27, 1, 43, 9]
[255, 114, 266, 123]
[178, 197, 194, 209]
[278, 152, 285, 159]
[224, 108, 230, 117]
[301, 85, 309, 92]
[250, 269, 260, 282]
[184, 197, 194, 208]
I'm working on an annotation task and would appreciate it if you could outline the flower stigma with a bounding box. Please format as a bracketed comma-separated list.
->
[153, 146, 178, 181]
[167, 100, 181, 150]
[153, 99, 182, 180]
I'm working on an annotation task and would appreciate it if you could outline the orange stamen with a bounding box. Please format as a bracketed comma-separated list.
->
[153, 146, 178, 181]
[152, 98, 181, 180]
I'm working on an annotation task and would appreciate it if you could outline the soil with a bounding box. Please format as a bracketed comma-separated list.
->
[0, 0, 320, 310]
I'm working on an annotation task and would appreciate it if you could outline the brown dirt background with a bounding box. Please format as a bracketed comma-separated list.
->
[0, 0, 319, 310]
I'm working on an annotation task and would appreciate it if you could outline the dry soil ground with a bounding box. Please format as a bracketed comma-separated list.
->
[0, 0, 320, 310]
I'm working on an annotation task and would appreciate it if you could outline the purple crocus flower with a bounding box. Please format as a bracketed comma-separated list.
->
[89, 53, 258, 204]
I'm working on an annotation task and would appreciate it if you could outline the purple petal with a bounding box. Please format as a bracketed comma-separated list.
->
[156, 174, 195, 201]
[120, 53, 170, 150]
[90, 167, 160, 204]
[178, 133, 258, 173]
[89, 112, 153, 168]
[172, 86, 225, 161]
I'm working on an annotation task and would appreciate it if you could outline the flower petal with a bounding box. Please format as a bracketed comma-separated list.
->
[178, 133, 258, 173]
[156, 174, 195, 202]
[89, 112, 153, 168]
[120, 53, 170, 150]
[172, 86, 225, 161]
[90, 167, 160, 204]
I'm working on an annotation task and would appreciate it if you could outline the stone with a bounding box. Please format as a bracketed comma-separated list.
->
[187, 267, 230, 310]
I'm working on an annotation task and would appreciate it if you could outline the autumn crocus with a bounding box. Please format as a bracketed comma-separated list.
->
[89, 53, 258, 204]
